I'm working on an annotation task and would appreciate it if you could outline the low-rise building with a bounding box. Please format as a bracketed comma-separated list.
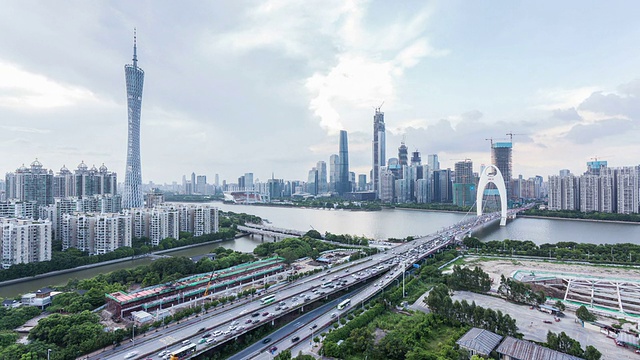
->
[456, 328, 503, 358]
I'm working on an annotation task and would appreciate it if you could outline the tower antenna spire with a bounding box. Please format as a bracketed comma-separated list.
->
[132, 28, 138, 68]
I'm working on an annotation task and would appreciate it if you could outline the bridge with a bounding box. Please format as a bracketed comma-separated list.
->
[237, 223, 307, 241]
[94, 208, 526, 360]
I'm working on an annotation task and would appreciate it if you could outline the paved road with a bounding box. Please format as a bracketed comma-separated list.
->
[97, 212, 503, 360]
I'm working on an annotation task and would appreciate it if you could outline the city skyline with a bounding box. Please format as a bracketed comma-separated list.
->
[1, 2, 639, 183]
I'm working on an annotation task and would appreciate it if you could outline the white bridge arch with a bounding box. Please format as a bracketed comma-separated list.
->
[476, 164, 508, 226]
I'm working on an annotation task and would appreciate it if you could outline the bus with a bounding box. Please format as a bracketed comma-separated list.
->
[170, 343, 197, 360]
[321, 281, 333, 288]
[337, 298, 351, 310]
[260, 294, 276, 305]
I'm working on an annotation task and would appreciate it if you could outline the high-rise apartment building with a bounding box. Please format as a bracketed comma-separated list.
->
[372, 107, 386, 198]
[337, 130, 350, 195]
[61, 212, 131, 255]
[0, 218, 51, 269]
[5, 160, 54, 208]
[379, 167, 395, 203]
[358, 174, 367, 191]
[123, 30, 145, 209]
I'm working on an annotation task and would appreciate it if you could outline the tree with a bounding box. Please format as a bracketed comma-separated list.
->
[576, 306, 596, 322]
[583, 345, 602, 360]
[274, 349, 292, 360]
[554, 300, 566, 312]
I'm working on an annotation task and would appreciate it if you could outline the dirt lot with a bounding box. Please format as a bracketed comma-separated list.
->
[463, 256, 640, 292]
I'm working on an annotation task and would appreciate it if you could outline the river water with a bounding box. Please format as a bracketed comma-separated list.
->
[3, 203, 639, 298]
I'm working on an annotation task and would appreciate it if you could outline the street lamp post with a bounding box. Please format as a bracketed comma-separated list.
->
[47, 349, 51, 360]
[132, 325, 137, 346]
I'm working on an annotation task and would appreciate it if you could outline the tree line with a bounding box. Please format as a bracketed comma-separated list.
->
[523, 208, 640, 223]
[463, 236, 640, 264]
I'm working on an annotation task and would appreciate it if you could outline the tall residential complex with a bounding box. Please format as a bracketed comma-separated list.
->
[329, 154, 339, 193]
[548, 164, 639, 214]
[53, 162, 117, 198]
[316, 161, 327, 193]
[372, 107, 386, 198]
[123, 30, 145, 209]
[5, 160, 54, 208]
[337, 130, 350, 195]
[1, 218, 51, 269]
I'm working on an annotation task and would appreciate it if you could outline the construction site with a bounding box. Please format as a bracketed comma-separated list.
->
[465, 256, 640, 318]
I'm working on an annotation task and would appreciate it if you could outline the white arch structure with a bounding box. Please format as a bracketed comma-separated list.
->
[476, 164, 508, 226]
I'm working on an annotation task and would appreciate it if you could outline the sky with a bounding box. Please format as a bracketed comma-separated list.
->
[1, 1, 639, 184]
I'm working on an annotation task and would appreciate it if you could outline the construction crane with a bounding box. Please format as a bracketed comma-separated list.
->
[485, 138, 508, 148]
[203, 272, 215, 297]
[505, 132, 526, 142]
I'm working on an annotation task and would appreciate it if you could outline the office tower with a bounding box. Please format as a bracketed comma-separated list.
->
[559, 169, 571, 178]
[5, 160, 54, 208]
[123, 30, 145, 209]
[379, 167, 395, 203]
[307, 167, 318, 195]
[415, 178, 431, 203]
[358, 174, 367, 191]
[398, 142, 408, 168]
[491, 142, 512, 198]
[329, 154, 339, 193]
[316, 161, 327, 193]
[350, 172, 356, 192]
[190, 173, 196, 194]
[372, 107, 386, 198]
[0, 218, 51, 269]
[196, 175, 207, 194]
[337, 130, 350, 195]
[214, 174, 219, 187]
[427, 154, 440, 172]
[244, 173, 254, 190]
[453, 160, 475, 208]
[411, 149, 423, 180]
[432, 169, 452, 203]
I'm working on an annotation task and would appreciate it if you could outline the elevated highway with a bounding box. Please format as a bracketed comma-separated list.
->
[95, 210, 515, 360]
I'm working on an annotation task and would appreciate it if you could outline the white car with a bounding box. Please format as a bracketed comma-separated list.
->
[124, 351, 139, 359]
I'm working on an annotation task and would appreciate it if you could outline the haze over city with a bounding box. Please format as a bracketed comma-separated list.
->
[1, 1, 639, 183]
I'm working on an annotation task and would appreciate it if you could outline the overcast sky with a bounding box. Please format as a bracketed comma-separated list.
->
[1, 1, 639, 184]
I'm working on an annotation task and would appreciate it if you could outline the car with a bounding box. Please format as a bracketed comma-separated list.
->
[157, 350, 169, 357]
[252, 319, 260, 324]
[543, 320, 553, 324]
[269, 346, 278, 353]
[262, 312, 269, 316]
[311, 324, 318, 329]
[245, 319, 253, 324]
[202, 333, 212, 338]
[124, 351, 139, 359]
[252, 312, 261, 317]
[213, 330, 222, 336]
[229, 325, 237, 330]
[291, 336, 300, 342]
[182, 340, 191, 345]
[279, 301, 286, 306]
[198, 338, 207, 344]
[275, 306, 281, 311]
[197, 327, 206, 333]
[206, 337, 216, 343]
[223, 330, 231, 335]
[263, 337, 272, 344]
[230, 320, 239, 326]
[331, 312, 337, 318]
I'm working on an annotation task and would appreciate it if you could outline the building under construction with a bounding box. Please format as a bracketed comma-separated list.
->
[105, 256, 285, 320]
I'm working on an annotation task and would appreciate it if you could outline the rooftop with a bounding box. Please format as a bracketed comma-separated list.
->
[496, 336, 583, 360]
[456, 328, 503, 356]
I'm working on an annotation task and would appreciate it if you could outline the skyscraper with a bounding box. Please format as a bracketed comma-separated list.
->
[337, 130, 350, 195]
[398, 142, 408, 168]
[316, 161, 327, 193]
[491, 142, 512, 199]
[329, 154, 339, 193]
[372, 107, 386, 198]
[123, 30, 145, 209]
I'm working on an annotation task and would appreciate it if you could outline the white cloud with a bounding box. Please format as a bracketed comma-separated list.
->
[0, 61, 107, 110]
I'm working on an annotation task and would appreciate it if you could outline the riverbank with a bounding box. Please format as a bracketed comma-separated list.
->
[519, 214, 640, 225]
[0, 234, 245, 290]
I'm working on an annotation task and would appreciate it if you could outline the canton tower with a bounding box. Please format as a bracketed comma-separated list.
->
[123, 29, 145, 208]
